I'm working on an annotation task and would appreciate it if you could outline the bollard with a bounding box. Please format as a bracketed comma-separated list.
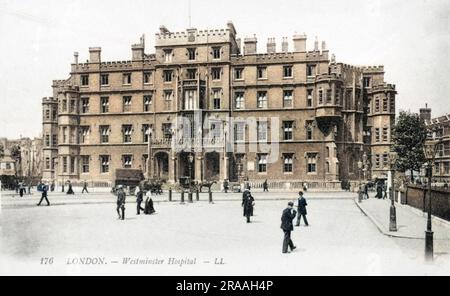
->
[181, 190, 185, 204]
[209, 188, 213, 204]
[196, 189, 199, 201]
[188, 191, 193, 203]
[169, 189, 172, 202]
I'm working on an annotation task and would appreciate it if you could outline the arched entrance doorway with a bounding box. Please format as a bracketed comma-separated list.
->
[153, 152, 169, 180]
[205, 152, 220, 181]
[178, 152, 195, 182]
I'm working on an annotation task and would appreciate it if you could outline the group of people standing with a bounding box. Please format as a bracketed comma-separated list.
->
[281, 191, 309, 254]
[241, 187, 309, 254]
[115, 185, 156, 220]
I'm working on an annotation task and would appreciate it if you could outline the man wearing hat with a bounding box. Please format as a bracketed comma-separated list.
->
[296, 191, 309, 227]
[116, 185, 126, 220]
[242, 188, 254, 223]
[37, 183, 50, 206]
[281, 202, 297, 253]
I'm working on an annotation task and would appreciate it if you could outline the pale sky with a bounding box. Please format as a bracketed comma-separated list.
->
[0, 0, 449, 139]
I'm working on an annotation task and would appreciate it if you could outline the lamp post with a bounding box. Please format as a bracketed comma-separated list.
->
[423, 139, 438, 262]
[188, 152, 194, 203]
[389, 151, 398, 232]
[146, 127, 153, 180]
[362, 152, 368, 182]
[357, 160, 363, 203]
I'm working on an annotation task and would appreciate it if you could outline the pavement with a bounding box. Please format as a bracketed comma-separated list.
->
[1, 191, 449, 276]
[0, 190, 353, 208]
[354, 193, 450, 260]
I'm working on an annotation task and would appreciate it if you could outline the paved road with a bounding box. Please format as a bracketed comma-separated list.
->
[1, 192, 449, 275]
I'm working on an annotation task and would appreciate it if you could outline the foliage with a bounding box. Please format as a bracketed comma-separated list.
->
[392, 111, 428, 182]
[10, 144, 21, 160]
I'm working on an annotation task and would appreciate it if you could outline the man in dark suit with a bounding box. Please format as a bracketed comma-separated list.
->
[116, 185, 126, 220]
[37, 184, 50, 206]
[136, 188, 145, 215]
[263, 179, 269, 192]
[295, 191, 309, 226]
[242, 189, 254, 223]
[281, 202, 297, 254]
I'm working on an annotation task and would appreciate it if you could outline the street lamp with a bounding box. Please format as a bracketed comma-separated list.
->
[362, 152, 368, 181]
[357, 160, 363, 203]
[188, 152, 194, 203]
[146, 126, 153, 180]
[423, 139, 438, 261]
[389, 151, 398, 232]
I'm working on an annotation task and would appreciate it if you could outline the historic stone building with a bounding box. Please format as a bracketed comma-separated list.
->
[0, 137, 43, 179]
[420, 105, 450, 184]
[42, 22, 396, 188]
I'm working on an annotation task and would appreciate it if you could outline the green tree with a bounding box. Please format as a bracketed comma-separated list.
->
[392, 111, 428, 182]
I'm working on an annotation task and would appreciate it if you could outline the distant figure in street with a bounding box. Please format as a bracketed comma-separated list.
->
[382, 184, 387, 199]
[223, 179, 229, 193]
[144, 190, 156, 215]
[263, 179, 269, 192]
[281, 202, 297, 254]
[50, 182, 55, 192]
[303, 182, 308, 192]
[66, 182, 75, 195]
[28, 184, 32, 195]
[37, 184, 50, 206]
[19, 183, 25, 197]
[242, 189, 255, 223]
[136, 188, 145, 215]
[363, 183, 369, 199]
[116, 185, 126, 220]
[375, 183, 383, 199]
[82, 181, 89, 194]
[295, 191, 309, 227]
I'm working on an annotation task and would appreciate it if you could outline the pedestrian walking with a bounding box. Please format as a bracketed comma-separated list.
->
[223, 179, 229, 193]
[144, 190, 156, 215]
[136, 188, 145, 215]
[66, 181, 75, 195]
[295, 191, 309, 227]
[116, 185, 126, 220]
[303, 182, 308, 192]
[37, 184, 50, 206]
[281, 202, 297, 254]
[263, 179, 269, 192]
[28, 184, 32, 195]
[50, 182, 55, 192]
[382, 184, 387, 199]
[19, 183, 25, 197]
[375, 183, 383, 199]
[363, 183, 369, 199]
[82, 181, 89, 194]
[242, 189, 254, 223]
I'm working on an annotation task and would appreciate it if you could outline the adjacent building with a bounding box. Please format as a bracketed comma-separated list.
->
[0, 137, 43, 179]
[42, 22, 396, 187]
[421, 105, 450, 184]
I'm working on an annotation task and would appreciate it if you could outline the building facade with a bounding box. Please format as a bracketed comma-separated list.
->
[0, 137, 43, 179]
[421, 106, 450, 184]
[42, 22, 396, 187]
